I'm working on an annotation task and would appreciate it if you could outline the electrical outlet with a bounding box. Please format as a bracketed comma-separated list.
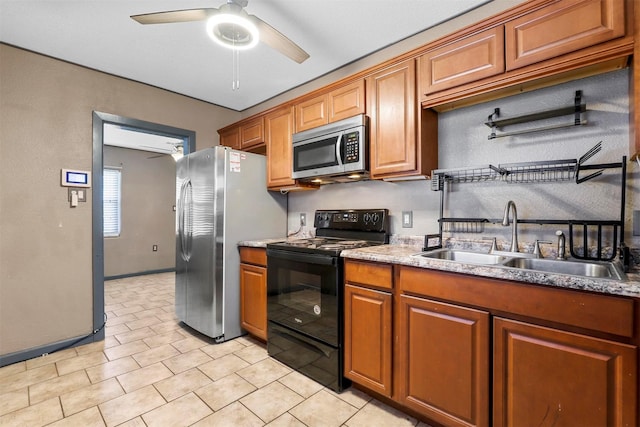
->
[300, 213, 306, 226]
[402, 211, 413, 228]
[152, 245, 158, 252]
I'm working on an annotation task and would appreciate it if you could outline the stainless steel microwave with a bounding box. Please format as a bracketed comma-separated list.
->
[291, 114, 368, 181]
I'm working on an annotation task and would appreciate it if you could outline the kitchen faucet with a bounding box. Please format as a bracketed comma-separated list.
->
[502, 200, 519, 253]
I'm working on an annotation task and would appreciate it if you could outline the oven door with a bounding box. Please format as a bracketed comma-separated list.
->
[266, 248, 341, 347]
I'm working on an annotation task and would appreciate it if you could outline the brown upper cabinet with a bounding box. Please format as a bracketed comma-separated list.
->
[367, 59, 438, 180]
[419, 26, 505, 95]
[219, 126, 240, 150]
[265, 106, 296, 189]
[295, 79, 365, 132]
[421, 0, 633, 111]
[505, 0, 626, 71]
[218, 116, 265, 154]
[239, 116, 264, 151]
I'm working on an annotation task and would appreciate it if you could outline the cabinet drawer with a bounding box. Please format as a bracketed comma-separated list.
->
[505, 0, 625, 71]
[398, 266, 634, 338]
[345, 260, 393, 290]
[239, 247, 267, 266]
[420, 26, 504, 95]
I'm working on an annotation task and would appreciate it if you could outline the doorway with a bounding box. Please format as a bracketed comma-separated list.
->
[92, 112, 195, 342]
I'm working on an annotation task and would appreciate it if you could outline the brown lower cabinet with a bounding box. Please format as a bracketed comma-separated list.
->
[344, 284, 393, 397]
[494, 317, 637, 427]
[397, 295, 490, 427]
[343, 260, 638, 427]
[239, 247, 267, 341]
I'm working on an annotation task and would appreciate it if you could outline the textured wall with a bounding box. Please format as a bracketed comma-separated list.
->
[0, 44, 240, 356]
[103, 146, 176, 277]
[289, 69, 639, 251]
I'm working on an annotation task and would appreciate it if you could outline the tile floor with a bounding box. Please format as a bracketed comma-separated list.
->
[0, 273, 432, 427]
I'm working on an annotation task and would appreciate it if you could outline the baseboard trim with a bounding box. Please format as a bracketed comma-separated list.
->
[105, 268, 175, 281]
[0, 331, 104, 368]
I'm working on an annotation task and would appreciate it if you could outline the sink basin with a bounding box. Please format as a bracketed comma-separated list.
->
[417, 249, 508, 265]
[502, 257, 625, 280]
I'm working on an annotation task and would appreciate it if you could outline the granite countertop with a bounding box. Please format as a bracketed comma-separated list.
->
[238, 238, 640, 297]
[237, 238, 287, 247]
[341, 244, 640, 298]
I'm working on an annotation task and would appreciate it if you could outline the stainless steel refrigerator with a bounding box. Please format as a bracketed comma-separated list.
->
[175, 146, 286, 341]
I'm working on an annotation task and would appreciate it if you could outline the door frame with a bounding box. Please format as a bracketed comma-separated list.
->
[92, 111, 196, 341]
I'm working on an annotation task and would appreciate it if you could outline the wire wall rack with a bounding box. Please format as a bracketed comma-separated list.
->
[430, 142, 619, 190]
[428, 149, 628, 264]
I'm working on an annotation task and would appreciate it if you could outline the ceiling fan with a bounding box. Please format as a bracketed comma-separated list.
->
[131, 0, 310, 64]
[145, 142, 184, 161]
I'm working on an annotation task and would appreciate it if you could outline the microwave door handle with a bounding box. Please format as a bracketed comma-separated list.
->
[335, 132, 344, 165]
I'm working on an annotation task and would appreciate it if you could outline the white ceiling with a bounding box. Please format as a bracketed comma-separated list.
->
[103, 124, 185, 155]
[0, 0, 490, 112]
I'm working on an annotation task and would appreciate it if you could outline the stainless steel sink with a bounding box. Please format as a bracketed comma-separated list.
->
[416, 249, 508, 265]
[415, 248, 626, 281]
[502, 257, 625, 280]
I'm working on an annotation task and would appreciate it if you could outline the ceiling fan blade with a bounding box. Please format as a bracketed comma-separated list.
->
[249, 15, 309, 63]
[131, 8, 218, 25]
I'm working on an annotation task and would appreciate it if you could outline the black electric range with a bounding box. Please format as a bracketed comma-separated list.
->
[265, 209, 389, 392]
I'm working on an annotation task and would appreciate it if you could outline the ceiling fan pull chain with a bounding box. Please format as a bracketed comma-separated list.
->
[231, 39, 240, 90]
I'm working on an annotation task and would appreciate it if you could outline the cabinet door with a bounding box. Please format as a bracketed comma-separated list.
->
[265, 106, 296, 189]
[328, 79, 365, 123]
[494, 317, 637, 427]
[240, 117, 264, 150]
[219, 126, 240, 150]
[505, 0, 625, 71]
[397, 294, 490, 427]
[344, 284, 393, 397]
[367, 59, 425, 179]
[239, 263, 267, 341]
[419, 26, 504, 96]
[295, 95, 328, 132]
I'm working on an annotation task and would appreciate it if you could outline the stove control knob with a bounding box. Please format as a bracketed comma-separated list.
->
[371, 213, 379, 224]
[363, 213, 371, 223]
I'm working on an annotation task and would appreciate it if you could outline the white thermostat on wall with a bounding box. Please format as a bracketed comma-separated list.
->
[61, 169, 91, 188]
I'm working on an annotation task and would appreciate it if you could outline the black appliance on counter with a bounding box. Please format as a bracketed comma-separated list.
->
[266, 209, 389, 392]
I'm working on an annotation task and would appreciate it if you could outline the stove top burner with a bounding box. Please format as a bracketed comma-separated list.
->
[269, 237, 381, 255]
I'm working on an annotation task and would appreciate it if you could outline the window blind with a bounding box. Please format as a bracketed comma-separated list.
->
[103, 168, 121, 237]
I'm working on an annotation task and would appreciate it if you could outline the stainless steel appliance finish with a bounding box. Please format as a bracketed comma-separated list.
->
[291, 114, 368, 181]
[266, 209, 388, 392]
[176, 146, 286, 341]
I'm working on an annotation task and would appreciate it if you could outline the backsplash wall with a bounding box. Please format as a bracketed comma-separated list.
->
[289, 68, 639, 250]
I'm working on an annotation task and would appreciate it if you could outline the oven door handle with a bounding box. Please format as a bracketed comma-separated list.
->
[267, 249, 337, 266]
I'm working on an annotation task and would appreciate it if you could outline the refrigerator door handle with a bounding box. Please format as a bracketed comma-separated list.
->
[178, 179, 192, 262]
[184, 179, 193, 261]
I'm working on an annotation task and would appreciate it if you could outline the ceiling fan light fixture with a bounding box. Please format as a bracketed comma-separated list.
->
[206, 13, 259, 50]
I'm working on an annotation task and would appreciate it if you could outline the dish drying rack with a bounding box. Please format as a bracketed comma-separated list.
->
[431, 142, 615, 190]
[428, 143, 629, 266]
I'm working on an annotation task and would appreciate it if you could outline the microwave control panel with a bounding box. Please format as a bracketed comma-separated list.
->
[343, 131, 360, 163]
